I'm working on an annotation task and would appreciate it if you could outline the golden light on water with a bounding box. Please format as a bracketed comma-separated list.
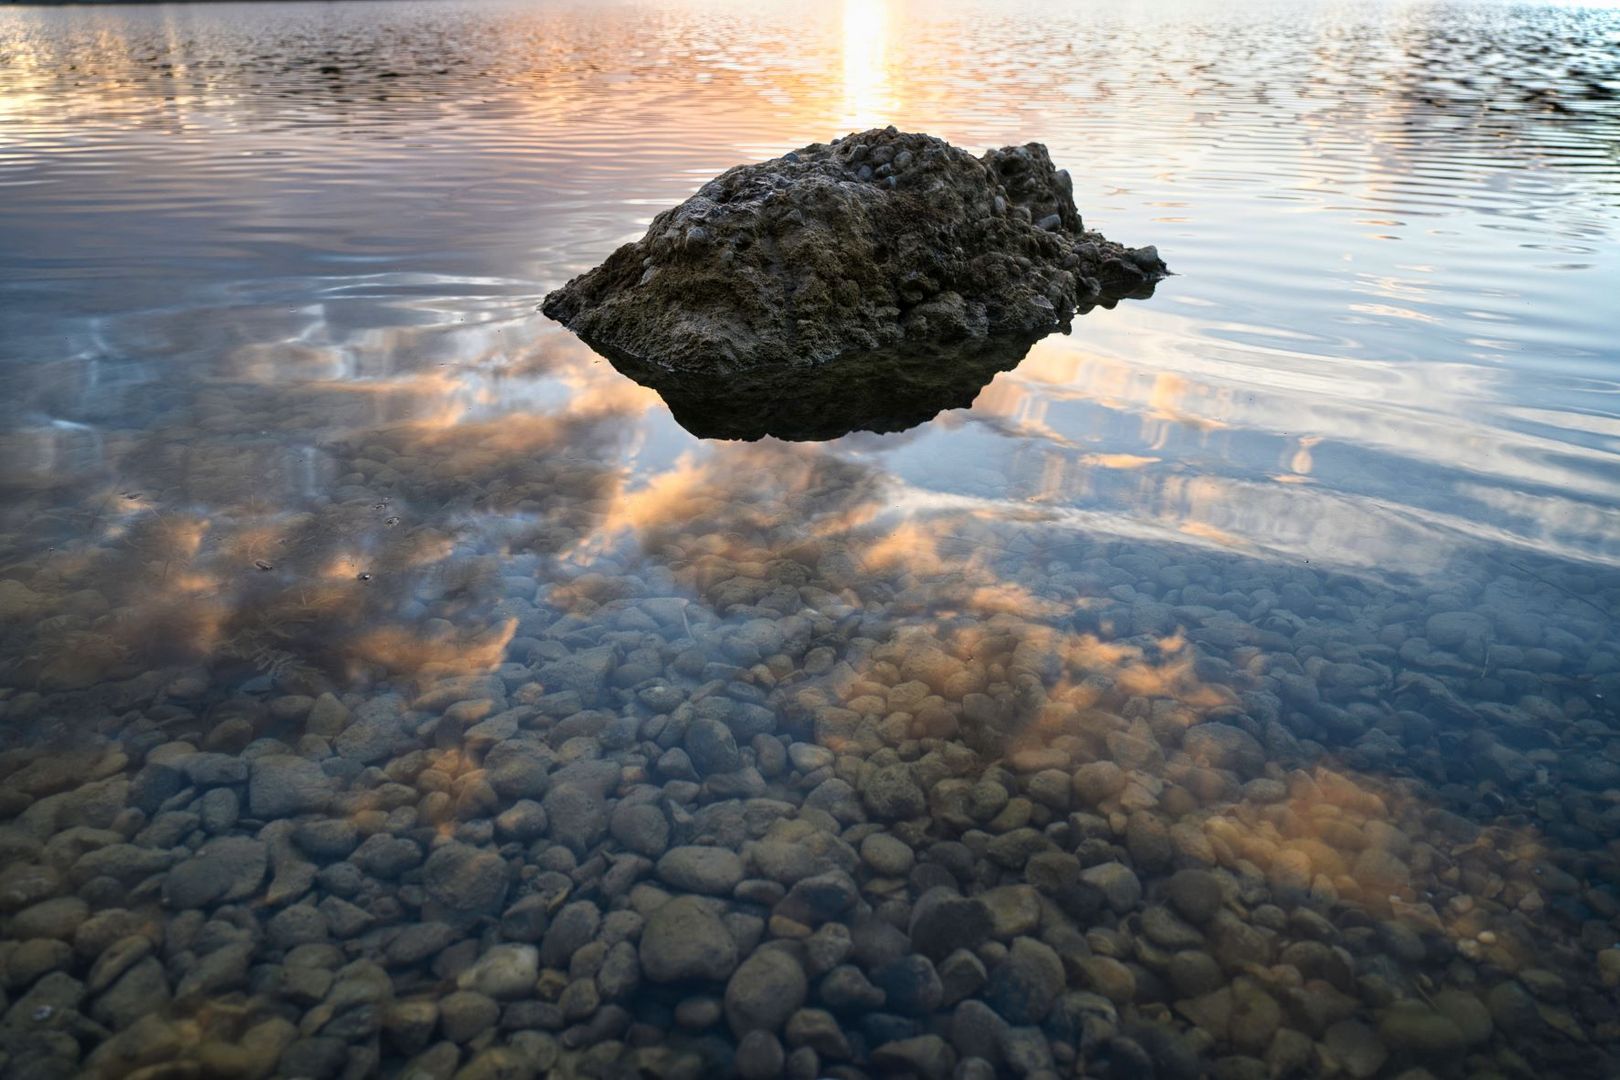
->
[842, 0, 895, 129]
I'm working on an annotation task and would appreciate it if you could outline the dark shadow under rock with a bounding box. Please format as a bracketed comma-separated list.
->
[543, 127, 1167, 374]
[595, 287, 1154, 441]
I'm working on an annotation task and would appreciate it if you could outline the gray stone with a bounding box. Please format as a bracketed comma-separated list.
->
[248, 755, 334, 818]
[657, 846, 745, 895]
[726, 948, 808, 1034]
[609, 802, 670, 858]
[162, 837, 266, 908]
[1079, 861, 1141, 914]
[984, 937, 1063, 1025]
[640, 896, 738, 983]
[422, 842, 508, 917]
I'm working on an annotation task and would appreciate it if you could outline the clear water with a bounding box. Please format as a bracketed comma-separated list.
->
[0, 0, 1618, 1077]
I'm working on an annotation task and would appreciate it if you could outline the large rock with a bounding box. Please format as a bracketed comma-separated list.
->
[725, 948, 808, 1034]
[422, 843, 509, 918]
[543, 128, 1165, 372]
[640, 896, 738, 983]
[248, 755, 334, 818]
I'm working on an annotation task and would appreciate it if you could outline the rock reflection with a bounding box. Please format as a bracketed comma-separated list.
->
[600, 333, 1045, 443]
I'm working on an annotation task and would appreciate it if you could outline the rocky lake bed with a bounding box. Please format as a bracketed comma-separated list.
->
[1, 450, 1617, 1079]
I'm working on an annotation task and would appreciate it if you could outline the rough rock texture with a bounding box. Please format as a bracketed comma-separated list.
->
[542, 128, 1165, 372]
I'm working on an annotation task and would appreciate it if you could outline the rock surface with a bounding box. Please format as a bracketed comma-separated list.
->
[542, 128, 1165, 372]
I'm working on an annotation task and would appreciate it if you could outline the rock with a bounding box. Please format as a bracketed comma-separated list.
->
[293, 819, 360, 860]
[820, 964, 886, 1009]
[1181, 723, 1265, 778]
[1079, 955, 1136, 1004]
[1073, 761, 1127, 806]
[1378, 1001, 1465, 1056]
[543, 784, 607, 856]
[862, 764, 927, 820]
[609, 802, 670, 858]
[1166, 868, 1222, 925]
[1080, 861, 1142, 914]
[333, 695, 407, 762]
[980, 884, 1040, 939]
[641, 896, 739, 982]
[11, 896, 87, 940]
[422, 842, 508, 917]
[909, 887, 993, 959]
[872, 954, 943, 1016]
[162, 837, 266, 908]
[541, 901, 601, 968]
[248, 755, 334, 818]
[984, 937, 1064, 1025]
[1323, 1019, 1387, 1078]
[458, 944, 539, 999]
[860, 833, 915, 877]
[1433, 989, 1492, 1046]
[938, 949, 987, 1006]
[439, 990, 499, 1043]
[494, 800, 548, 842]
[779, 871, 858, 926]
[657, 846, 745, 895]
[684, 718, 741, 776]
[784, 1007, 850, 1059]
[543, 130, 1164, 372]
[726, 948, 808, 1034]
[736, 1030, 786, 1080]
[873, 1034, 957, 1080]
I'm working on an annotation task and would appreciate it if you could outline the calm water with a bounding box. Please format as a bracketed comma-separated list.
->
[1, 0, 1619, 1077]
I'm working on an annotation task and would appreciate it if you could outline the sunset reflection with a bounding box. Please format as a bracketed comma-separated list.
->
[842, 0, 894, 130]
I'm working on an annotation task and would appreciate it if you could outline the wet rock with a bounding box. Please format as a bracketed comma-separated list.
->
[1080, 861, 1142, 914]
[1166, 868, 1222, 925]
[736, 1030, 787, 1080]
[542, 783, 607, 856]
[860, 832, 915, 877]
[726, 948, 808, 1034]
[767, 872, 847, 926]
[162, 836, 266, 908]
[541, 901, 601, 968]
[685, 717, 741, 776]
[610, 802, 670, 858]
[1181, 722, 1265, 778]
[873, 1034, 957, 1080]
[909, 887, 993, 959]
[980, 884, 1041, 939]
[820, 964, 886, 1009]
[1073, 762, 1127, 810]
[640, 896, 739, 982]
[333, 694, 408, 763]
[422, 842, 509, 917]
[872, 954, 944, 1016]
[984, 937, 1063, 1024]
[439, 990, 500, 1043]
[248, 755, 334, 818]
[10, 896, 87, 940]
[862, 763, 927, 820]
[543, 129, 1164, 371]
[657, 846, 745, 895]
[458, 944, 539, 999]
[1378, 1002, 1465, 1057]
[784, 1007, 850, 1059]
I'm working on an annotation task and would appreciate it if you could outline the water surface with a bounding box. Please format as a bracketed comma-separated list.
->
[1, 1, 1618, 1077]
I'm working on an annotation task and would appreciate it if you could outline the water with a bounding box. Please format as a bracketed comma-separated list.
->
[0, 0, 1618, 1076]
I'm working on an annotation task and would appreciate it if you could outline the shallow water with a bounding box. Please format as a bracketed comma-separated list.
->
[1, 0, 1618, 1077]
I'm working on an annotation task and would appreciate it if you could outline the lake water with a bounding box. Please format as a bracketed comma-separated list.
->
[1, 0, 1619, 1076]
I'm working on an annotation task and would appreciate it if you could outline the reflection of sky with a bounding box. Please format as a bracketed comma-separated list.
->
[0, 0, 1618, 688]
